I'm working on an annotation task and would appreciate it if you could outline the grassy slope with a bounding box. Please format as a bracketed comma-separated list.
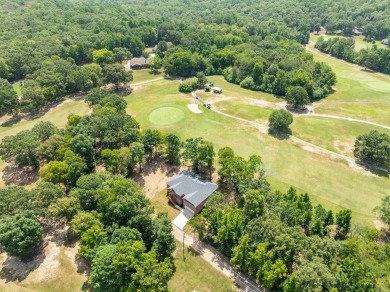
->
[126, 79, 390, 226]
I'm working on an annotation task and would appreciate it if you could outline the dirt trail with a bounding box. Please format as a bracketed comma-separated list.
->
[130, 77, 164, 87]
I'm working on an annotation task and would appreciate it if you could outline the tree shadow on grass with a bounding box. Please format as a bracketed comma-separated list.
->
[268, 128, 292, 140]
[360, 68, 377, 74]
[0, 116, 22, 127]
[2, 164, 40, 186]
[0, 242, 46, 282]
[355, 161, 389, 178]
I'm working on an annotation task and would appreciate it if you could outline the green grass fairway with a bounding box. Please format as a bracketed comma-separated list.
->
[306, 39, 390, 125]
[0, 100, 90, 185]
[292, 115, 390, 156]
[315, 103, 390, 127]
[126, 78, 390, 227]
[149, 107, 184, 125]
[201, 98, 390, 156]
[169, 241, 234, 292]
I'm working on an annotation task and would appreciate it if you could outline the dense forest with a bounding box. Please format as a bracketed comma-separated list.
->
[0, 0, 389, 117]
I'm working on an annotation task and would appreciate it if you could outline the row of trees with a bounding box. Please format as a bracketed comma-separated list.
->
[315, 37, 390, 74]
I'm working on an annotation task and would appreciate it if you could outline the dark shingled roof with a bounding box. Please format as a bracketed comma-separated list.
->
[167, 171, 218, 207]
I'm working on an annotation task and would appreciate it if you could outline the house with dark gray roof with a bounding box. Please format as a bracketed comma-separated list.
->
[167, 171, 218, 214]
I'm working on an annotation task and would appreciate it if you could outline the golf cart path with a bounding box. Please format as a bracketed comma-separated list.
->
[171, 225, 264, 292]
[194, 91, 390, 130]
[209, 106, 387, 174]
[307, 113, 390, 130]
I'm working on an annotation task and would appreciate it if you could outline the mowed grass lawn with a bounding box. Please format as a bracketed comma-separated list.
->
[131, 68, 162, 83]
[125, 78, 390, 227]
[0, 100, 89, 140]
[170, 241, 234, 292]
[292, 115, 390, 156]
[205, 75, 280, 102]
[205, 98, 390, 157]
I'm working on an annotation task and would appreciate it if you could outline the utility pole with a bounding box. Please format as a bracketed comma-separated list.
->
[182, 231, 185, 261]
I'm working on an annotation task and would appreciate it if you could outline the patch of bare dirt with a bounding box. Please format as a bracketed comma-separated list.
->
[374, 220, 386, 231]
[0, 221, 83, 286]
[134, 157, 183, 199]
[28, 242, 60, 283]
[333, 140, 354, 157]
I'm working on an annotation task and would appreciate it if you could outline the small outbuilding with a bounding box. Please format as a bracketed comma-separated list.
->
[382, 39, 389, 46]
[213, 87, 223, 94]
[167, 171, 218, 214]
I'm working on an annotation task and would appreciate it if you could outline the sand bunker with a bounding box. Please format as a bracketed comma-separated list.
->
[188, 103, 202, 114]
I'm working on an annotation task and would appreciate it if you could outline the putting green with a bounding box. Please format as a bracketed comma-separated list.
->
[149, 107, 184, 125]
[364, 80, 390, 93]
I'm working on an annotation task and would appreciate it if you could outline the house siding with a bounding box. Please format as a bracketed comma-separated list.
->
[183, 198, 207, 214]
